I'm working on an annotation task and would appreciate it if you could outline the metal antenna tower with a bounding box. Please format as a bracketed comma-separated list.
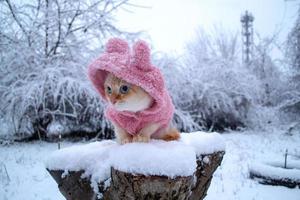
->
[241, 10, 254, 65]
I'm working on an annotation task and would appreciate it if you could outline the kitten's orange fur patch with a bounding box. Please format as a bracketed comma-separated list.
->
[160, 128, 180, 141]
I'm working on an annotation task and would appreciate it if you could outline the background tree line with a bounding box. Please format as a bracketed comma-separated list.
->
[0, 0, 299, 141]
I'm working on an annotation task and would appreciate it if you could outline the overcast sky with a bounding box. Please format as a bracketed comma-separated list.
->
[116, 0, 299, 54]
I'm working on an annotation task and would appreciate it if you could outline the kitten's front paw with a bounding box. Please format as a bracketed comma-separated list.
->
[120, 137, 132, 145]
[132, 134, 150, 143]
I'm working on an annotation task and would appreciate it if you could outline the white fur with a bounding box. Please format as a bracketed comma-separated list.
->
[114, 94, 153, 112]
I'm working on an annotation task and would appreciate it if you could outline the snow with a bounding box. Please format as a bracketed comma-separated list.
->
[267, 160, 300, 169]
[1, 130, 300, 200]
[206, 129, 300, 200]
[0, 142, 66, 200]
[46, 132, 225, 181]
[46, 140, 117, 191]
[250, 162, 300, 181]
[110, 140, 196, 178]
[181, 131, 225, 155]
[47, 121, 65, 136]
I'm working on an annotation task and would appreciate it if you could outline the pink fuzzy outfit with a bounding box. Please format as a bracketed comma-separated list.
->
[88, 38, 174, 136]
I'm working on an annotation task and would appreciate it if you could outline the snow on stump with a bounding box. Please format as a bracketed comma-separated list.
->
[249, 161, 300, 188]
[46, 132, 225, 200]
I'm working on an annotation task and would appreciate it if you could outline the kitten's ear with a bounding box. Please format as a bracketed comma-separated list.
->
[106, 38, 129, 54]
[131, 40, 152, 71]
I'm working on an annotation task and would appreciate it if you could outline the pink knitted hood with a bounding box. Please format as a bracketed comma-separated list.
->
[88, 38, 174, 135]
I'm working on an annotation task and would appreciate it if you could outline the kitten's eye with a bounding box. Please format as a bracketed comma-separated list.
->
[106, 86, 112, 94]
[119, 85, 130, 94]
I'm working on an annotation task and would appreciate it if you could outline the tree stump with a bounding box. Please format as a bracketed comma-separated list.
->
[47, 151, 225, 200]
[47, 170, 96, 200]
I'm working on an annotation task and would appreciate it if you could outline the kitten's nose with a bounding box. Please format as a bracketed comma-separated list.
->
[111, 99, 117, 104]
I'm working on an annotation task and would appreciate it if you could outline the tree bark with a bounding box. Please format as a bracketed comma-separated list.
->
[189, 152, 225, 200]
[47, 151, 224, 200]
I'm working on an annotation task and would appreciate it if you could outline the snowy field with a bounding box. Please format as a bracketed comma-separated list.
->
[1, 129, 300, 200]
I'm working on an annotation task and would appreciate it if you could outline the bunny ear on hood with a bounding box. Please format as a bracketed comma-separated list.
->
[131, 40, 152, 71]
[106, 38, 129, 54]
[87, 38, 130, 99]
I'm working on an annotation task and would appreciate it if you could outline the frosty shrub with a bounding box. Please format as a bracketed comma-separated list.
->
[153, 54, 203, 132]
[0, 53, 111, 140]
[0, 0, 136, 140]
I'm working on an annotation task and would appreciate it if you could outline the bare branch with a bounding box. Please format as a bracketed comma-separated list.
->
[4, 0, 31, 46]
[45, 0, 49, 57]
[48, 0, 62, 55]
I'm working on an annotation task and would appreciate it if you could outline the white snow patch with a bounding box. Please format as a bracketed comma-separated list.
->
[203, 156, 210, 164]
[47, 121, 65, 136]
[110, 140, 196, 178]
[46, 140, 117, 184]
[267, 160, 300, 169]
[181, 131, 225, 155]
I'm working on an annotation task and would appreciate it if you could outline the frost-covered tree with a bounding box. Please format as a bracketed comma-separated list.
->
[0, 0, 137, 140]
[286, 7, 300, 71]
[249, 32, 300, 129]
[284, 7, 300, 128]
[250, 35, 285, 106]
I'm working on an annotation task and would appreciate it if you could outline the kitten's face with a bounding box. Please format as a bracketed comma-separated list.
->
[104, 73, 153, 112]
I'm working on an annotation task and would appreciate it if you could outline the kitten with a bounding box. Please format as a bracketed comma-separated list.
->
[104, 73, 180, 144]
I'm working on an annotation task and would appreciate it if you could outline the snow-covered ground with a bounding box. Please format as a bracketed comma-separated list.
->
[0, 129, 300, 200]
[207, 129, 300, 200]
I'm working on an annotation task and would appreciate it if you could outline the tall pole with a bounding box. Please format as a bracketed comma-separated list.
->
[241, 10, 254, 66]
